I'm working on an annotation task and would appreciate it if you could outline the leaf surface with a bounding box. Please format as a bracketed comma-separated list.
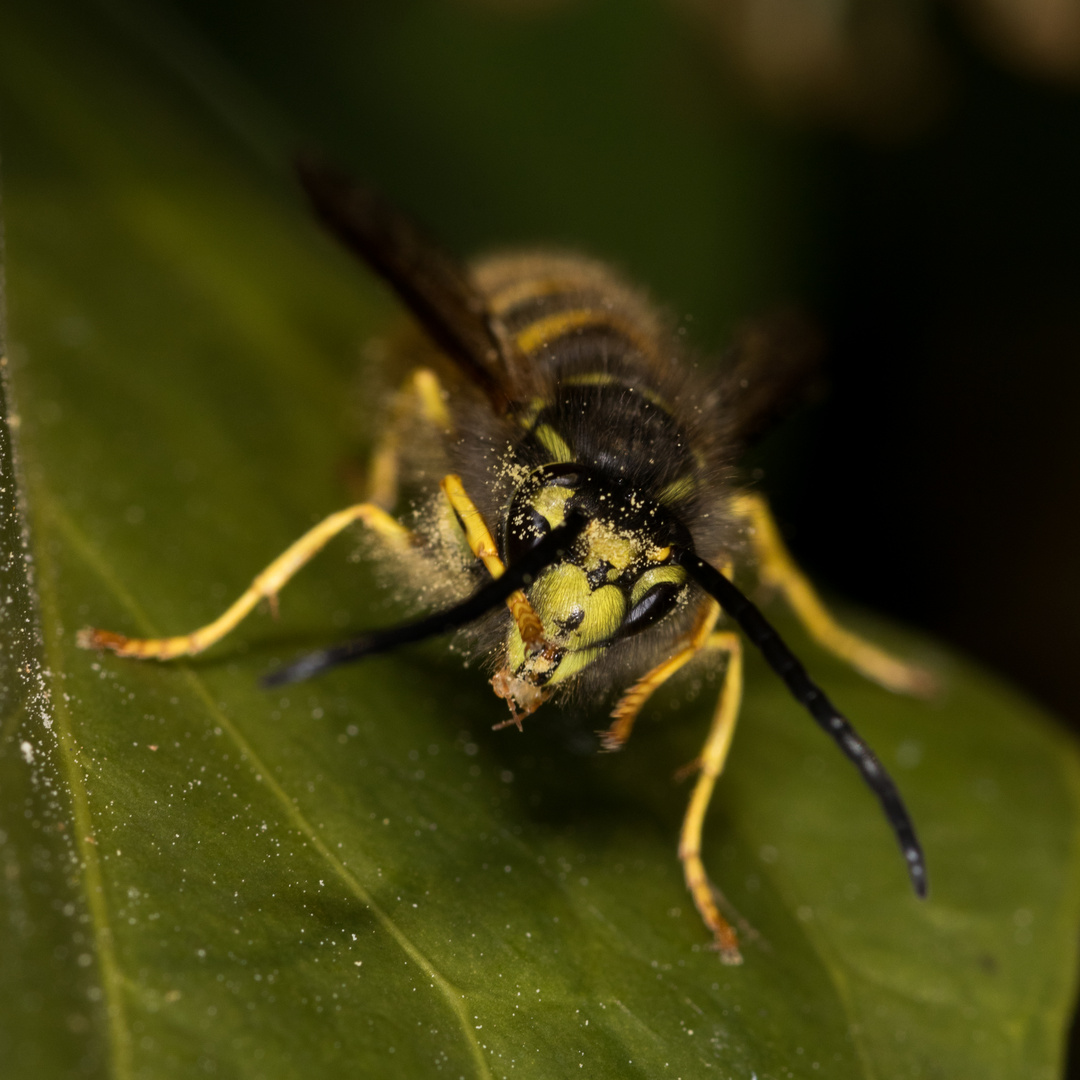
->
[1, 2, 1078, 1077]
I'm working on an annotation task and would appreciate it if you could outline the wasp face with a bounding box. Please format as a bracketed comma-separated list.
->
[495, 463, 691, 711]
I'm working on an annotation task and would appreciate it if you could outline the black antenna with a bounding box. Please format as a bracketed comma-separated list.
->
[262, 511, 587, 688]
[673, 548, 928, 899]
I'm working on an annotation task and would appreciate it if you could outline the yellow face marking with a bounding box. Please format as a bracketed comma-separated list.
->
[541, 645, 604, 687]
[506, 622, 527, 676]
[630, 565, 686, 608]
[530, 566, 625, 649]
[533, 485, 573, 529]
[504, 557, 629, 689]
[506, 640, 605, 692]
[582, 518, 639, 573]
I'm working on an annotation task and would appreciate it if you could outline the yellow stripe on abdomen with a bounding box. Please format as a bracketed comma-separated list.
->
[514, 309, 601, 355]
[513, 308, 656, 359]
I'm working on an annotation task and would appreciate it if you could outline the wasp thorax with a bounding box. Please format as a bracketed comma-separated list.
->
[498, 464, 691, 699]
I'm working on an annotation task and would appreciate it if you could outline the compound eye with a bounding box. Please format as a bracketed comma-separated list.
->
[505, 504, 551, 567]
[505, 474, 578, 567]
[622, 581, 681, 636]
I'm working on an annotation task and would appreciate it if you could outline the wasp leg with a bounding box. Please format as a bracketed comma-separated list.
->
[77, 504, 413, 660]
[731, 492, 936, 696]
[367, 367, 452, 509]
[678, 630, 745, 964]
[439, 473, 545, 653]
[77, 367, 452, 661]
[601, 599, 721, 751]
[603, 603, 744, 960]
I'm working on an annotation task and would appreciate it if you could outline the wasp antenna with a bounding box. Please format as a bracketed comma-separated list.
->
[262, 511, 588, 688]
[673, 549, 928, 900]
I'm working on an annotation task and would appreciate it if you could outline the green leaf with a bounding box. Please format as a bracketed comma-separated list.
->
[2, 1, 1079, 1077]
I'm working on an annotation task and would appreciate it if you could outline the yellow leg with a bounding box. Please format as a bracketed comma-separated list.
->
[78, 366, 453, 662]
[731, 491, 936, 696]
[678, 631, 744, 964]
[601, 599, 721, 751]
[439, 474, 545, 652]
[607, 611, 746, 960]
[368, 368, 451, 509]
[76, 504, 412, 660]
[604, 599, 745, 960]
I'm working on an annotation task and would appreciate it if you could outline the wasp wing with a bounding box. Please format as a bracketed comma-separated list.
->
[718, 309, 826, 449]
[296, 157, 512, 413]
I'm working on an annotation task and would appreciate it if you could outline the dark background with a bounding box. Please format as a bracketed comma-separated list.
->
[159, 0, 1080, 726]
[137, 0, 1080, 1065]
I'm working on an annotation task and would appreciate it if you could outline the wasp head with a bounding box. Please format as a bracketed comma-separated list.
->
[491, 464, 691, 722]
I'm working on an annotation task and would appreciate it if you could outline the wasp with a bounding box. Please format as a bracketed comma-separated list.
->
[78, 160, 932, 964]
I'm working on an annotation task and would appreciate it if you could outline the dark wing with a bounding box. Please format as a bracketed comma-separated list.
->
[718, 309, 826, 448]
[296, 157, 512, 413]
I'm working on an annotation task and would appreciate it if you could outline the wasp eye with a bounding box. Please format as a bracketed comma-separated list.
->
[622, 581, 681, 636]
[505, 506, 551, 566]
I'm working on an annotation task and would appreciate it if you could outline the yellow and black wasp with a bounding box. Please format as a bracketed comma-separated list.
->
[79, 161, 931, 964]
